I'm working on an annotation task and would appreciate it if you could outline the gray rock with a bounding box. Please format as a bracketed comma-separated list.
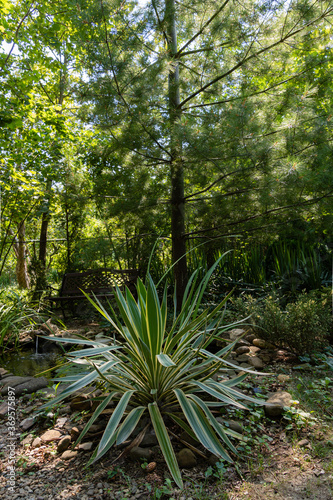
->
[40, 429, 62, 443]
[20, 417, 36, 431]
[229, 329, 246, 342]
[0, 367, 11, 379]
[177, 448, 197, 468]
[21, 434, 34, 446]
[57, 435, 72, 453]
[252, 339, 267, 348]
[61, 450, 78, 460]
[0, 376, 33, 393]
[265, 391, 292, 418]
[249, 346, 261, 354]
[32, 437, 42, 448]
[141, 431, 158, 447]
[0, 401, 9, 419]
[78, 441, 93, 451]
[235, 346, 250, 355]
[245, 333, 256, 343]
[248, 356, 265, 369]
[235, 339, 251, 349]
[70, 426, 80, 440]
[236, 354, 250, 363]
[225, 420, 243, 434]
[129, 446, 153, 460]
[3, 377, 48, 396]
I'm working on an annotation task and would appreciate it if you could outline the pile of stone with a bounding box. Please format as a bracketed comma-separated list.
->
[220, 328, 278, 371]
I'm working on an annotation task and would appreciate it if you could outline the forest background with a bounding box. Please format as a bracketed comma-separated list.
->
[0, 0, 332, 302]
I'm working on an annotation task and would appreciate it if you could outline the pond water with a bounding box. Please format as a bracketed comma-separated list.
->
[0, 349, 61, 378]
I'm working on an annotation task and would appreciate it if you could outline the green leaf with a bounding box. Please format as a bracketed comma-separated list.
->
[148, 402, 183, 489]
[174, 388, 233, 460]
[116, 406, 146, 445]
[97, 390, 135, 458]
[156, 353, 176, 367]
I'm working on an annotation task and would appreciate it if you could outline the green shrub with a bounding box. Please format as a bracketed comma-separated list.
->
[40, 260, 268, 489]
[227, 290, 332, 354]
[0, 290, 46, 349]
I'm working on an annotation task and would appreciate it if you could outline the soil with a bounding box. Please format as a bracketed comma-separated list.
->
[0, 319, 332, 500]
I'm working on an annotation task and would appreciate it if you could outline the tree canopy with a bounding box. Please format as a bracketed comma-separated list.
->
[0, 0, 332, 293]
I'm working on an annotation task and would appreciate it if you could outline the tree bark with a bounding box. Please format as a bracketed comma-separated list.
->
[165, 0, 187, 305]
[14, 221, 30, 289]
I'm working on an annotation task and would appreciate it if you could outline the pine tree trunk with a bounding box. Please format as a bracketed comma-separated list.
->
[166, 0, 188, 305]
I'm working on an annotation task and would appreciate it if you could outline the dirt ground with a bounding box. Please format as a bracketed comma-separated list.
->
[0, 319, 332, 499]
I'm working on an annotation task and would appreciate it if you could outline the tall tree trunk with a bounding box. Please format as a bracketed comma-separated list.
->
[166, 0, 187, 305]
[14, 221, 30, 289]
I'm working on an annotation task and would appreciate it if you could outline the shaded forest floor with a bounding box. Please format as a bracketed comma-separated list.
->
[0, 319, 332, 500]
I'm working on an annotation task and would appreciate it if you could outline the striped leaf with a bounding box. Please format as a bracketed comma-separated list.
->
[148, 402, 183, 489]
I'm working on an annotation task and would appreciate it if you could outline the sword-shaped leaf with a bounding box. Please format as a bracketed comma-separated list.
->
[148, 402, 183, 489]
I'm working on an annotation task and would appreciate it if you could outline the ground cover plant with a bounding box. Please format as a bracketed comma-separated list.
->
[39, 260, 271, 488]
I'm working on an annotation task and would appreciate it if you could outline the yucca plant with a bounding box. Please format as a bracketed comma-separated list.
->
[40, 259, 268, 488]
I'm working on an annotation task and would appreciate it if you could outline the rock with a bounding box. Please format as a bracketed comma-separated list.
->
[20, 417, 36, 431]
[235, 339, 251, 349]
[78, 442, 93, 451]
[61, 450, 78, 460]
[229, 329, 246, 342]
[225, 420, 243, 434]
[258, 353, 273, 363]
[277, 374, 290, 383]
[55, 417, 68, 428]
[265, 391, 292, 418]
[86, 423, 104, 434]
[0, 376, 33, 392]
[40, 429, 62, 443]
[70, 426, 80, 440]
[129, 446, 153, 460]
[32, 437, 42, 448]
[0, 376, 49, 396]
[236, 354, 250, 363]
[297, 439, 310, 447]
[235, 346, 250, 355]
[21, 434, 34, 446]
[70, 394, 92, 412]
[245, 333, 256, 343]
[248, 356, 265, 369]
[208, 454, 220, 466]
[216, 418, 243, 434]
[177, 448, 197, 468]
[252, 339, 267, 348]
[141, 431, 158, 447]
[0, 401, 9, 419]
[239, 363, 252, 370]
[0, 367, 11, 379]
[249, 346, 261, 354]
[57, 435, 72, 453]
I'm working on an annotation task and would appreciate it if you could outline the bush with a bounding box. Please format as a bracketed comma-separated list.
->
[0, 290, 46, 350]
[227, 290, 332, 355]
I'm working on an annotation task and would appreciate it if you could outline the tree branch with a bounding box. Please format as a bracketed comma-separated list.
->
[179, 7, 333, 108]
[176, 0, 231, 57]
